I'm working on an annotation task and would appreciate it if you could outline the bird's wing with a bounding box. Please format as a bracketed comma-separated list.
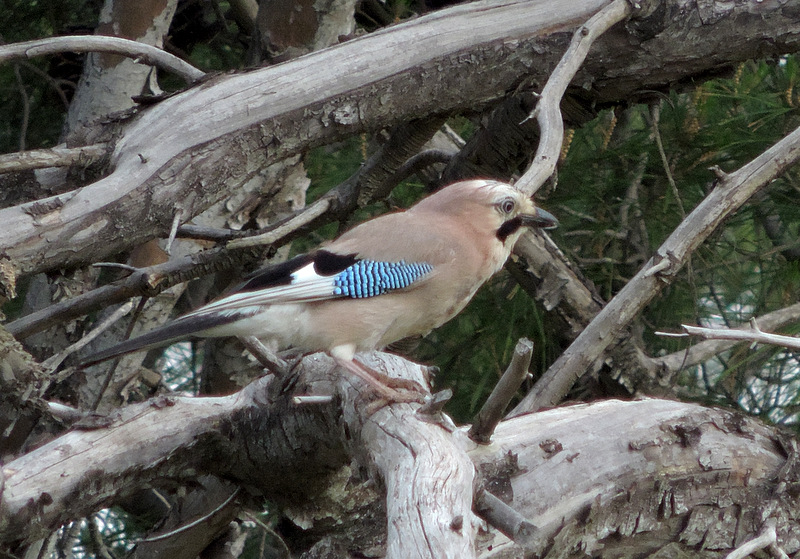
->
[80, 250, 433, 366]
[188, 249, 434, 318]
[79, 311, 252, 367]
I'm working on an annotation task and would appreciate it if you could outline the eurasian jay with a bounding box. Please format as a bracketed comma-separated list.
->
[81, 179, 557, 401]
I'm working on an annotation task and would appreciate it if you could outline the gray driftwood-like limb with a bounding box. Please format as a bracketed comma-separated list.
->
[339, 353, 476, 559]
[2, 0, 798, 277]
[3, 377, 799, 555]
[0, 352, 472, 557]
[0, 36, 204, 83]
[662, 322, 800, 352]
[0, 144, 108, 174]
[474, 489, 538, 553]
[513, 121, 800, 415]
[510, 232, 603, 337]
[651, 302, 800, 373]
[515, 0, 631, 195]
[469, 338, 533, 444]
[468, 398, 799, 557]
[0, 388, 253, 544]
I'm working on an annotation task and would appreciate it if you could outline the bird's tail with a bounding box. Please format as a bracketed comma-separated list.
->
[79, 312, 244, 368]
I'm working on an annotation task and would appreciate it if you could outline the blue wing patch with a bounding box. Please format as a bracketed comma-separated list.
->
[333, 260, 433, 298]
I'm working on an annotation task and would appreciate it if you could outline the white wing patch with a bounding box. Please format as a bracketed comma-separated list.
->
[184, 262, 338, 318]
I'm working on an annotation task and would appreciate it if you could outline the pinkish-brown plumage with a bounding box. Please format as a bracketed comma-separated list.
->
[81, 179, 557, 399]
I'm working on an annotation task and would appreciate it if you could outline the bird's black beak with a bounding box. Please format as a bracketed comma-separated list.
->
[521, 207, 558, 230]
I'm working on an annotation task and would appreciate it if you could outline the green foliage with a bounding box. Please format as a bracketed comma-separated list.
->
[549, 57, 800, 422]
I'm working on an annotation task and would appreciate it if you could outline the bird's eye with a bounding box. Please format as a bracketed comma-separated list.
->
[499, 199, 516, 214]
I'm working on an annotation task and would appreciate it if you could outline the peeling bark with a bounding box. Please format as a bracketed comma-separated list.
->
[1, 0, 799, 276]
[2, 358, 797, 558]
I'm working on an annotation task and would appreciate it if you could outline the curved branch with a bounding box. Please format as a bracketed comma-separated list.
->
[0, 36, 205, 83]
[515, 0, 632, 195]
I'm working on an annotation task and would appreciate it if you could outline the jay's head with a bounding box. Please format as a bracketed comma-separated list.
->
[416, 179, 558, 245]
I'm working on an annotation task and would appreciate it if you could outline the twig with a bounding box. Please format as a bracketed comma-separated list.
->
[137, 487, 241, 543]
[41, 300, 137, 371]
[652, 302, 800, 373]
[469, 338, 533, 444]
[46, 401, 85, 423]
[650, 103, 686, 218]
[292, 395, 334, 405]
[657, 321, 800, 352]
[389, 149, 453, 187]
[165, 209, 184, 256]
[513, 119, 800, 415]
[515, 0, 632, 195]
[91, 297, 149, 411]
[13, 64, 30, 151]
[725, 518, 780, 559]
[0, 144, 108, 174]
[0, 36, 204, 83]
[226, 197, 331, 249]
[239, 335, 290, 376]
[642, 257, 670, 278]
[19, 60, 72, 109]
[474, 489, 538, 553]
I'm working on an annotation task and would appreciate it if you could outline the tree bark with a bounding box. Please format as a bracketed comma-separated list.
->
[2, 355, 797, 557]
[1, 0, 799, 277]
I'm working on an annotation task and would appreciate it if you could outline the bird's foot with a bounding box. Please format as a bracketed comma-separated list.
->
[334, 356, 429, 405]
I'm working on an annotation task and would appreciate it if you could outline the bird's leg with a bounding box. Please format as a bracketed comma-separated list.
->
[333, 356, 427, 404]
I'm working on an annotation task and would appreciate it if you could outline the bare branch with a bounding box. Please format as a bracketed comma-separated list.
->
[469, 338, 533, 444]
[0, 144, 108, 174]
[661, 321, 800, 352]
[513, 121, 800, 415]
[474, 489, 538, 553]
[226, 197, 332, 250]
[515, 0, 632, 195]
[652, 302, 800, 373]
[0, 36, 205, 83]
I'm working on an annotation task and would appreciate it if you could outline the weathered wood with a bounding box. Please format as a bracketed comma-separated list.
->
[3, 362, 797, 557]
[2, 0, 799, 276]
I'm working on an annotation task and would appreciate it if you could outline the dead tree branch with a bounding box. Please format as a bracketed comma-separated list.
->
[514, 122, 800, 415]
[0, 36, 205, 83]
[515, 0, 632, 195]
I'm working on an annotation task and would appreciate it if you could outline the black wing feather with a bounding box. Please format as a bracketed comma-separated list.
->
[79, 311, 246, 368]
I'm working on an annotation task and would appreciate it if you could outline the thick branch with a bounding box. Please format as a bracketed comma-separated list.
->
[2, 0, 799, 276]
[0, 144, 108, 173]
[514, 122, 800, 414]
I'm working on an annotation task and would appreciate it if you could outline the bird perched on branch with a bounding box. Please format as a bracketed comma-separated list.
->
[81, 179, 557, 401]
